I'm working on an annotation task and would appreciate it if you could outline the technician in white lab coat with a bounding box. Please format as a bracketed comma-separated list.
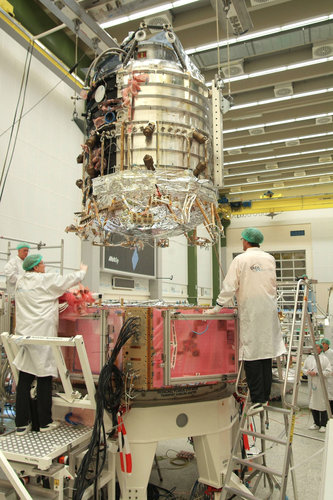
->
[3, 242, 30, 295]
[14, 254, 87, 436]
[321, 338, 333, 413]
[303, 342, 331, 432]
[207, 227, 285, 414]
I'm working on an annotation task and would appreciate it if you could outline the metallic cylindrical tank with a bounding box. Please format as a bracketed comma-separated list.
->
[68, 28, 221, 247]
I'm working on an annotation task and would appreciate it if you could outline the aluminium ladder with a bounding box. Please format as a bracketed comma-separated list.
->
[221, 278, 332, 500]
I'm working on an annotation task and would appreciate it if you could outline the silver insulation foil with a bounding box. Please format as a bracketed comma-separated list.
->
[68, 29, 223, 247]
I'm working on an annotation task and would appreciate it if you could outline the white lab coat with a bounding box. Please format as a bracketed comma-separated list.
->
[13, 270, 86, 377]
[215, 247, 285, 361]
[323, 348, 333, 399]
[303, 352, 332, 411]
[4, 255, 25, 295]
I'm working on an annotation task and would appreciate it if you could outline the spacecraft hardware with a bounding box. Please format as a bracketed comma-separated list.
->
[0, 25, 233, 500]
[67, 25, 224, 248]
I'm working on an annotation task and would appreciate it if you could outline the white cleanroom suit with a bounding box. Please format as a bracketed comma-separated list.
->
[4, 255, 25, 295]
[324, 348, 333, 401]
[303, 353, 332, 411]
[215, 247, 285, 361]
[13, 270, 86, 377]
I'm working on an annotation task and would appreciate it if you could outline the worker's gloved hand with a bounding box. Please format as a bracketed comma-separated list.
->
[205, 307, 220, 315]
[80, 262, 88, 273]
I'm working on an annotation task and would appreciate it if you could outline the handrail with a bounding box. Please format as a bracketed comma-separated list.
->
[235, 359, 248, 399]
[282, 279, 304, 408]
[282, 279, 332, 419]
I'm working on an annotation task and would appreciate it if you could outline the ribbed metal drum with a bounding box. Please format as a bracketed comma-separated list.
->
[116, 46, 212, 172]
[68, 29, 222, 247]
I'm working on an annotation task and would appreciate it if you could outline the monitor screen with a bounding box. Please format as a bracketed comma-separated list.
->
[102, 235, 155, 278]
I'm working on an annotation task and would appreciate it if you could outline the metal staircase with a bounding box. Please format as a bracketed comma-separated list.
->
[221, 278, 332, 500]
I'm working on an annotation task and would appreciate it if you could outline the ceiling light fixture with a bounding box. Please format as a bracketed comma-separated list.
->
[231, 88, 333, 111]
[224, 148, 333, 165]
[185, 14, 333, 55]
[225, 160, 333, 178]
[225, 131, 333, 151]
[100, 0, 201, 28]
[224, 113, 333, 134]
[206, 56, 333, 88]
[227, 177, 333, 195]
[225, 171, 333, 188]
[223, 56, 333, 84]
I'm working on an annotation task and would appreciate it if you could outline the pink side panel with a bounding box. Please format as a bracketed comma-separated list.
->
[59, 308, 237, 389]
[152, 308, 237, 388]
[59, 308, 124, 375]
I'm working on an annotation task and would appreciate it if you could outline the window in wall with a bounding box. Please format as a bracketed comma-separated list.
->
[270, 250, 306, 281]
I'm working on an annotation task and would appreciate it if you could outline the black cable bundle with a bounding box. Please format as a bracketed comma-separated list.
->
[73, 316, 139, 500]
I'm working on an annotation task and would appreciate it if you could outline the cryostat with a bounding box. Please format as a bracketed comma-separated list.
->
[67, 25, 223, 248]
[58, 305, 239, 499]
[59, 306, 238, 401]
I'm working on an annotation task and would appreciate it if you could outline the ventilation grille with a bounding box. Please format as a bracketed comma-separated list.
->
[249, 127, 265, 135]
[265, 163, 278, 170]
[285, 139, 300, 147]
[274, 83, 293, 97]
[318, 155, 332, 163]
[112, 277, 135, 289]
[221, 60, 244, 77]
[316, 116, 333, 125]
[312, 42, 333, 59]
[145, 11, 172, 31]
[319, 175, 331, 183]
[250, 0, 277, 5]
[228, 149, 242, 155]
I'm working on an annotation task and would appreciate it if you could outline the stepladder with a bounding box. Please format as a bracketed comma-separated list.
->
[220, 278, 332, 500]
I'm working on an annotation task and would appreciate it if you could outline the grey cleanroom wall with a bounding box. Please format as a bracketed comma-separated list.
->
[0, 28, 83, 278]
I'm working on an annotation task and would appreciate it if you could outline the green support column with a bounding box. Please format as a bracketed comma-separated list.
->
[212, 220, 229, 303]
[187, 233, 197, 305]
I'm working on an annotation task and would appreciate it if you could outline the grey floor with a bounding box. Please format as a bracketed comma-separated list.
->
[149, 381, 327, 499]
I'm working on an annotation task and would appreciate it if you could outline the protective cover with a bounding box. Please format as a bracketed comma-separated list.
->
[151, 308, 237, 387]
[59, 306, 237, 387]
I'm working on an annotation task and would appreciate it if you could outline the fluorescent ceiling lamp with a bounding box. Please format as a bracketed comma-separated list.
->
[225, 131, 333, 151]
[130, 5, 173, 21]
[231, 88, 333, 111]
[226, 178, 333, 195]
[224, 113, 333, 134]
[186, 14, 333, 55]
[225, 161, 333, 178]
[100, 0, 200, 28]
[223, 56, 333, 84]
[226, 171, 333, 188]
[224, 148, 333, 166]
[206, 56, 333, 88]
